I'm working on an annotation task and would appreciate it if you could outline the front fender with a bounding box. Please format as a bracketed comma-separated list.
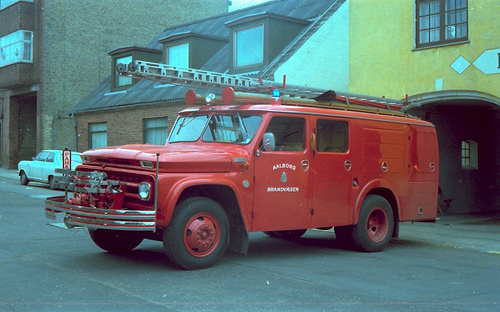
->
[155, 175, 246, 229]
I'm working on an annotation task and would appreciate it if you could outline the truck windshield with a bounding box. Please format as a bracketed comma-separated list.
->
[169, 113, 262, 144]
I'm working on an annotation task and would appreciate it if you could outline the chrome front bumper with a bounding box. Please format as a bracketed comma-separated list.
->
[45, 196, 156, 231]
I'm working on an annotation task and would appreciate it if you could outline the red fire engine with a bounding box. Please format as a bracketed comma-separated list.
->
[45, 61, 439, 270]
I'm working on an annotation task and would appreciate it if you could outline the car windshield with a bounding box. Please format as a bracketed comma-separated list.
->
[169, 113, 262, 144]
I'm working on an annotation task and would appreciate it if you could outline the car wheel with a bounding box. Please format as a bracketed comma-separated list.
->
[89, 229, 144, 253]
[20, 171, 29, 186]
[163, 197, 229, 270]
[49, 176, 56, 190]
[350, 195, 394, 252]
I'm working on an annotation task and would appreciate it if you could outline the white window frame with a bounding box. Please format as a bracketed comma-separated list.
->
[89, 123, 107, 149]
[0, 30, 33, 68]
[143, 117, 168, 145]
[234, 24, 264, 68]
[461, 140, 478, 170]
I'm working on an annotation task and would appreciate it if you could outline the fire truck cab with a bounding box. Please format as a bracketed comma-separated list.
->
[45, 62, 439, 270]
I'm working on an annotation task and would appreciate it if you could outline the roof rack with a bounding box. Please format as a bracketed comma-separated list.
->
[117, 60, 408, 116]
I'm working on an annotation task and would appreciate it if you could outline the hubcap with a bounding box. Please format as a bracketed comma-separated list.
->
[184, 213, 220, 257]
[366, 208, 388, 242]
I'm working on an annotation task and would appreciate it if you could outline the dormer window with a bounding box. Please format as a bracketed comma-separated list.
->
[108, 46, 162, 92]
[115, 55, 132, 87]
[159, 32, 227, 70]
[166, 42, 189, 68]
[234, 24, 263, 68]
[226, 13, 309, 74]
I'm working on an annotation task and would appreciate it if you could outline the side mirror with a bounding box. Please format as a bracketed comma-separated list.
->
[262, 133, 276, 151]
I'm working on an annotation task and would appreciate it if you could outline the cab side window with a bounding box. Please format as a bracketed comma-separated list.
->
[316, 119, 348, 153]
[264, 116, 305, 152]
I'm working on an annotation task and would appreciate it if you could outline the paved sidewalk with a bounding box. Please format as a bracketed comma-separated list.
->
[1, 167, 499, 254]
[399, 213, 500, 254]
[0, 168, 18, 179]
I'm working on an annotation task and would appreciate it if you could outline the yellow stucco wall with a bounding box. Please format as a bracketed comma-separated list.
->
[349, 0, 500, 100]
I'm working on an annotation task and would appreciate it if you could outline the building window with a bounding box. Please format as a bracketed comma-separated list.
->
[0, 30, 33, 68]
[166, 43, 189, 68]
[234, 24, 263, 68]
[144, 117, 168, 145]
[115, 55, 132, 87]
[89, 123, 107, 149]
[461, 140, 478, 170]
[416, 0, 468, 48]
[0, 0, 34, 10]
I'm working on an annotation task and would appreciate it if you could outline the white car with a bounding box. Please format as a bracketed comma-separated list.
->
[17, 150, 82, 189]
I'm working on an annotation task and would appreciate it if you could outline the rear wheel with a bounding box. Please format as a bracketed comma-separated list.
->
[49, 176, 56, 190]
[163, 197, 229, 270]
[350, 195, 394, 252]
[89, 229, 144, 253]
[20, 171, 29, 186]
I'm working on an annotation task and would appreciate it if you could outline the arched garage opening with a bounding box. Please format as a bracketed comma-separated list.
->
[405, 91, 500, 215]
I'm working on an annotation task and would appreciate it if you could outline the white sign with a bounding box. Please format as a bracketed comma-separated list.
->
[473, 48, 500, 75]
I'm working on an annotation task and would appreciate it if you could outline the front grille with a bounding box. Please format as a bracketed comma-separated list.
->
[106, 172, 155, 210]
[73, 168, 155, 211]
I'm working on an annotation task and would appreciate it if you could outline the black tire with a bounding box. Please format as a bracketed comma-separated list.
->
[350, 195, 394, 252]
[89, 229, 144, 253]
[163, 197, 229, 270]
[49, 176, 56, 190]
[20, 171, 29, 186]
[273, 229, 307, 240]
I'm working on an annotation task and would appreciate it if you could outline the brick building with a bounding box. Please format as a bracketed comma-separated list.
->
[0, 0, 228, 168]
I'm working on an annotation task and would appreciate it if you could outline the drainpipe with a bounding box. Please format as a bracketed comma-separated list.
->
[71, 113, 77, 151]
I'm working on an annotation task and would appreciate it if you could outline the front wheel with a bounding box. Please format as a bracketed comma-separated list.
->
[89, 229, 144, 253]
[20, 171, 29, 186]
[163, 197, 229, 270]
[350, 195, 394, 252]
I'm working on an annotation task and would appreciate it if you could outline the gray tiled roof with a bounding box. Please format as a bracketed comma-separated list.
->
[72, 0, 342, 114]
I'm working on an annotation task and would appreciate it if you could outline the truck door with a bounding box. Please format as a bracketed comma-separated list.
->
[252, 116, 312, 231]
[311, 118, 353, 227]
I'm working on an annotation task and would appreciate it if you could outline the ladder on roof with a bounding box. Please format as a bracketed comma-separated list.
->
[117, 60, 407, 115]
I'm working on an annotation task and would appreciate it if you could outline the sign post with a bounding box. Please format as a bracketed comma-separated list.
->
[63, 149, 71, 170]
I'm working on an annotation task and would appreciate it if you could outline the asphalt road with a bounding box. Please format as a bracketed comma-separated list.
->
[0, 175, 498, 311]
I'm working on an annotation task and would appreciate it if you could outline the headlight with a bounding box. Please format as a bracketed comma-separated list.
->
[138, 182, 151, 201]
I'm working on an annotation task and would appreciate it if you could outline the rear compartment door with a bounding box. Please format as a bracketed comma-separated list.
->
[311, 118, 353, 227]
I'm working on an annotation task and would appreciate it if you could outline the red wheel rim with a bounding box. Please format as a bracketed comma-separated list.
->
[366, 208, 389, 242]
[183, 213, 221, 257]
